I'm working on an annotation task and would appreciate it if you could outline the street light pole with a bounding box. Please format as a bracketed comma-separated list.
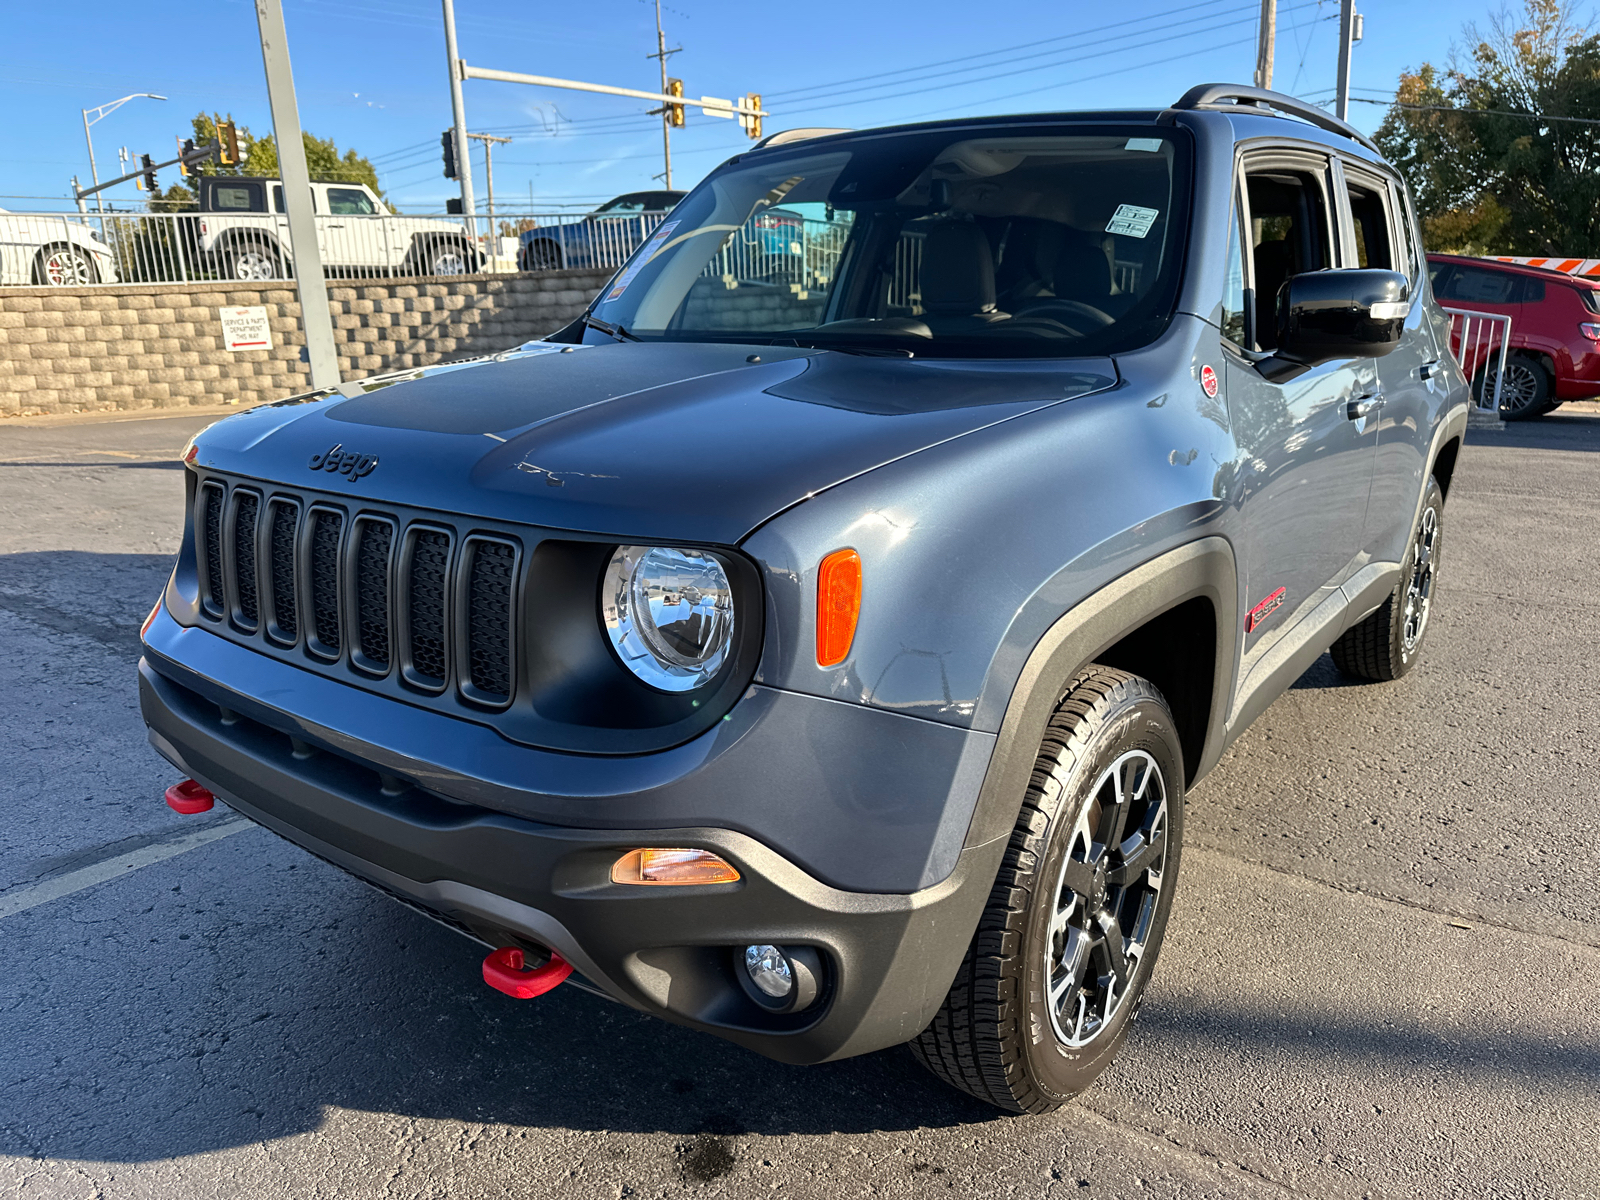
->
[441, 0, 477, 243]
[80, 93, 167, 213]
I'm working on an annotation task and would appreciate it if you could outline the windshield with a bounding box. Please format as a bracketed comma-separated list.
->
[586, 125, 1190, 358]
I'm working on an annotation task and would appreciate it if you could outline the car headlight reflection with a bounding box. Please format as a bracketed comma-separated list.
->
[602, 545, 734, 692]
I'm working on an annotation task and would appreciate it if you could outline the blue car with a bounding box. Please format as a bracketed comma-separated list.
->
[142, 86, 1468, 1114]
[517, 190, 684, 272]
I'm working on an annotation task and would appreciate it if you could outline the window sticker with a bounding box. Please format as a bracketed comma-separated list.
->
[606, 220, 680, 302]
[1124, 138, 1164, 153]
[1106, 204, 1159, 238]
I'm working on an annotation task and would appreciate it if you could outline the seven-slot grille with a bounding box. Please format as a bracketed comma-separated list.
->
[195, 477, 519, 707]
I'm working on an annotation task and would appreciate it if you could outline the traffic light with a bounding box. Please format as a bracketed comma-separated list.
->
[666, 78, 686, 128]
[178, 138, 197, 177]
[744, 94, 762, 141]
[441, 130, 459, 180]
[218, 121, 240, 167]
[139, 154, 157, 192]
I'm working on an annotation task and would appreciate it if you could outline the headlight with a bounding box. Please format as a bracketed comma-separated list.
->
[602, 545, 735, 692]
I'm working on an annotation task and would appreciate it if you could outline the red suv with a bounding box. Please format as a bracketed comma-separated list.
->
[1427, 253, 1600, 420]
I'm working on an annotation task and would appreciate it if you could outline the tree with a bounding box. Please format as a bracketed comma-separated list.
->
[181, 112, 390, 206]
[1376, 0, 1600, 255]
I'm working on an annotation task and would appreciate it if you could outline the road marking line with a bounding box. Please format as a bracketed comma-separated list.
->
[0, 818, 256, 920]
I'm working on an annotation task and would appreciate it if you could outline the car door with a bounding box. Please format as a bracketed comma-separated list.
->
[1347, 164, 1441, 569]
[1222, 149, 1379, 672]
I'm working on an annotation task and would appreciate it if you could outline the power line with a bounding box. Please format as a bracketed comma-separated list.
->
[1351, 97, 1600, 126]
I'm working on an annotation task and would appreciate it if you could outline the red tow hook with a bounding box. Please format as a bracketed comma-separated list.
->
[165, 779, 215, 814]
[482, 946, 573, 999]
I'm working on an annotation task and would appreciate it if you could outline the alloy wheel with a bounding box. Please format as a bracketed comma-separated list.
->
[1489, 361, 1542, 415]
[42, 248, 93, 285]
[1402, 505, 1438, 653]
[1044, 749, 1169, 1048]
[232, 248, 278, 281]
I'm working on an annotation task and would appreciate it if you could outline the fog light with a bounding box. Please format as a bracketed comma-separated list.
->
[737, 943, 823, 1013]
[744, 944, 793, 998]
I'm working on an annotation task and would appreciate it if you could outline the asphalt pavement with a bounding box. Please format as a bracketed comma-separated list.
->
[0, 405, 1595, 1199]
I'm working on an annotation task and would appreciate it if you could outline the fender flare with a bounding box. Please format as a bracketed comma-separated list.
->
[960, 536, 1238, 854]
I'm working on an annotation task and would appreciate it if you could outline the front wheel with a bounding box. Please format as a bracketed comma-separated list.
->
[1330, 477, 1445, 682]
[33, 243, 98, 286]
[912, 666, 1184, 1114]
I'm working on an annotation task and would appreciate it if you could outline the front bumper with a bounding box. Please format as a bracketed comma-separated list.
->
[138, 626, 1006, 1064]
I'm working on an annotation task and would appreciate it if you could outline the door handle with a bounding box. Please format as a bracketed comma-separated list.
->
[1419, 359, 1443, 380]
[1347, 394, 1384, 420]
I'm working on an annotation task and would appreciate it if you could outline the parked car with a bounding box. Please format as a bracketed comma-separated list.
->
[0, 208, 119, 285]
[194, 176, 479, 280]
[141, 85, 1469, 1115]
[517, 190, 684, 272]
[1427, 252, 1600, 419]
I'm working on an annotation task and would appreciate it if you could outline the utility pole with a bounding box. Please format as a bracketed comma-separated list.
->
[1254, 0, 1276, 90]
[441, 0, 477, 242]
[466, 132, 511, 254]
[254, 0, 341, 390]
[1336, 0, 1358, 121]
[646, 0, 682, 188]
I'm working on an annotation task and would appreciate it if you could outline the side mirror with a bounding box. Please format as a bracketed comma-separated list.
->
[1261, 268, 1409, 381]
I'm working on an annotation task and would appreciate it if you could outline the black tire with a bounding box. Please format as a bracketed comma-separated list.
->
[912, 666, 1185, 1114]
[1483, 354, 1552, 421]
[524, 239, 563, 271]
[222, 239, 283, 281]
[1330, 477, 1444, 682]
[32, 243, 98, 286]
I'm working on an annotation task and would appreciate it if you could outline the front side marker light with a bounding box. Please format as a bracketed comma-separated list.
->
[816, 548, 861, 667]
[611, 847, 741, 886]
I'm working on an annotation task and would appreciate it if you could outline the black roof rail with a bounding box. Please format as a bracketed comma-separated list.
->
[1170, 83, 1382, 155]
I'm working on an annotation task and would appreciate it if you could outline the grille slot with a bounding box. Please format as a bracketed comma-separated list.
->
[353, 520, 393, 671]
[307, 509, 344, 657]
[200, 482, 225, 618]
[232, 492, 260, 629]
[406, 528, 451, 686]
[268, 500, 300, 642]
[463, 538, 517, 704]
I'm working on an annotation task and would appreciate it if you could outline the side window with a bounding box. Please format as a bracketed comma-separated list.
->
[273, 185, 284, 213]
[1434, 266, 1521, 305]
[1344, 178, 1394, 271]
[213, 182, 264, 212]
[326, 188, 376, 215]
[1523, 278, 1545, 304]
[1220, 188, 1248, 347]
[1243, 164, 1332, 350]
[1390, 182, 1422, 283]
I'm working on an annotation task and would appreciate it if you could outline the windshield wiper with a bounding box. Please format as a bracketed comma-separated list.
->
[583, 314, 640, 342]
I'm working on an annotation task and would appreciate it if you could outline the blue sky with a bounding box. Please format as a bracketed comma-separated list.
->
[1, 0, 1521, 213]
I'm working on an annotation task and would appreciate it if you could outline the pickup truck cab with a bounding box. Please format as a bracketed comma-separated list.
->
[194, 176, 478, 279]
[141, 85, 1469, 1115]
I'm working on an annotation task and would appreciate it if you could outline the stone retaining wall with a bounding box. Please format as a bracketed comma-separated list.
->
[0, 268, 611, 417]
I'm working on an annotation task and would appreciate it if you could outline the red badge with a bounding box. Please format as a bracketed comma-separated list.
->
[1199, 364, 1219, 398]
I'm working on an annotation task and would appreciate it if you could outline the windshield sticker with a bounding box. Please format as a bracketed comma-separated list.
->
[1106, 204, 1159, 238]
[1124, 138, 1164, 153]
[606, 219, 680, 302]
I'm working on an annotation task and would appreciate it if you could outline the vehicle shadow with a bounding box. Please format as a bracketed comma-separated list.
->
[1482, 409, 1600, 452]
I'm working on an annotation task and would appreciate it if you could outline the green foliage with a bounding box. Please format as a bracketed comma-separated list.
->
[181, 112, 390, 208]
[1376, 0, 1600, 255]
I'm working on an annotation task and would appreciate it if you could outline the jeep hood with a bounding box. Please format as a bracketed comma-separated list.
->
[190, 342, 1116, 544]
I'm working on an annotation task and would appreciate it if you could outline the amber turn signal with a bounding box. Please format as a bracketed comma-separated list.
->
[816, 548, 862, 667]
[611, 848, 741, 886]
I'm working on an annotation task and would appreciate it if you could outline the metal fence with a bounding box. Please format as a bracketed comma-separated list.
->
[1441, 307, 1512, 415]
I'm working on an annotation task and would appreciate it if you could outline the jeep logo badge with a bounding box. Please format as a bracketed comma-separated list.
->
[308, 443, 378, 480]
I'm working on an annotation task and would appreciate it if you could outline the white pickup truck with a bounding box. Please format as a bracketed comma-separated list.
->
[0, 209, 120, 285]
[195, 177, 479, 279]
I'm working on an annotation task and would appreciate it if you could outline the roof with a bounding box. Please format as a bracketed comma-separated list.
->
[1427, 252, 1600, 287]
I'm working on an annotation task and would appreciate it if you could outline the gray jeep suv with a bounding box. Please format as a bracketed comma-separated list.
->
[139, 85, 1469, 1114]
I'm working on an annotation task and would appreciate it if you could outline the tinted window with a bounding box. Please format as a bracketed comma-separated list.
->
[214, 183, 264, 212]
[327, 188, 376, 215]
[1435, 266, 1521, 305]
[1390, 182, 1421, 282]
[1579, 286, 1600, 314]
[1221, 189, 1248, 346]
[590, 129, 1191, 359]
[1245, 166, 1332, 350]
[272, 185, 317, 213]
[1523, 278, 1545, 303]
[1345, 181, 1393, 270]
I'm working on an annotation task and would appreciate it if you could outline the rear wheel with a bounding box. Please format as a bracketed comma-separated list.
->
[1330, 477, 1444, 682]
[33, 243, 98, 286]
[523, 239, 563, 271]
[912, 666, 1184, 1114]
[222, 240, 282, 281]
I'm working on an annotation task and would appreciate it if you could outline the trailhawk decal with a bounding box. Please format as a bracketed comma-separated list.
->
[1245, 587, 1286, 633]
